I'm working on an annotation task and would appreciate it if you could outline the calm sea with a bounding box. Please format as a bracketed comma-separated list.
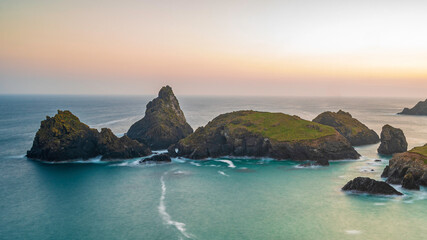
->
[0, 95, 426, 240]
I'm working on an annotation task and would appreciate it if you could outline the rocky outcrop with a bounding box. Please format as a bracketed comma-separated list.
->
[27, 110, 151, 162]
[127, 86, 193, 150]
[169, 110, 360, 163]
[313, 110, 379, 146]
[381, 149, 427, 190]
[342, 177, 402, 195]
[399, 99, 427, 115]
[139, 154, 171, 164]
[377, 125, 407, 155]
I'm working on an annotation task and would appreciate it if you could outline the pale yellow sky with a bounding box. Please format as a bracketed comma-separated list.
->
[1, 0, 427, 96]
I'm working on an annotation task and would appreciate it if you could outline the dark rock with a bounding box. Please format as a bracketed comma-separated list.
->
[97, 128, 151, 160]
[377, 125, 407, 155]
[342, 177, 403, 195]
[399, 99, 427, 115]
[313, 110, 379, 146]
[139, 154, 171, 163]
[402, 173, 420, 190]
[27, 110, 151, 162]
[381, 151, 427, 190]
[169, 110, 360, 162]
[375, 159, 382, 162]
[127, 86, 193, 150]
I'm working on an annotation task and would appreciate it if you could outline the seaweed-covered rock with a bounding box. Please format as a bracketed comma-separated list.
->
[313, 110, 379, 146]
[377, 124, 407, 155]
[127, 86, 193, 150]
[27, 110, 151, 162]
[399, 99, 427, 115]
[342, 177, 402, 195]
[381, 146, 427, 190]
[169, 110, 360, 162]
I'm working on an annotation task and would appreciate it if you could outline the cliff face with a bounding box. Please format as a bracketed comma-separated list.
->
[381, 148, 427, 190]
[169, 111, 360, 163]
[312, 110, 379, 146]
[399, 99, 427, 115]
[27, 110, 151, 161]
[377, 124, 407, 155]
[127, 86, 193, 150]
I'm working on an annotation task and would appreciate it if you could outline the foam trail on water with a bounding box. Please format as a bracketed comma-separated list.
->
[218, 171, 229, 177]
[159, 173, 193, 239]
[215, 160, 236, 168]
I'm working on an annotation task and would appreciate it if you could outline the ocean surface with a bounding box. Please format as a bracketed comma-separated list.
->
[0, 95, 426, 240]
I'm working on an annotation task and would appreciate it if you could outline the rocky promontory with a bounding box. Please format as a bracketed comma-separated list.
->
[127, 86, 193, 150]
[313, 110, 380, 146]
[377, 124, 407, 155]
[381, 145, 427, 190]
[168, 110, 360, 163]
[27, 110, 151, 162]
[399, 99, 427, 115]
[342, 177, 402, 195]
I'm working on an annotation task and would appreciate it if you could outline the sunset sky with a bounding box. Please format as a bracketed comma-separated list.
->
[1, 0, 427, 97]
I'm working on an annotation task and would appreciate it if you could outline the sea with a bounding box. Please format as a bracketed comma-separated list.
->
[0, 95, 426, 240]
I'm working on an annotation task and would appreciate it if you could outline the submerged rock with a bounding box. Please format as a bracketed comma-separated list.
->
[27, 110, 151, 162]
[377, 125, 407, 155]
[169, 110, 360, 162]
[342, 177, 402, 195]
[381, 147, 427, 190]
[127, 86, 193, 150]
[139, 154, 172, 163]
[313, 110, 379, 146]
[399, 99, 427, 115]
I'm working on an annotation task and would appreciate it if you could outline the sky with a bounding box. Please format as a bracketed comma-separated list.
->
[1, 0, 427, 97]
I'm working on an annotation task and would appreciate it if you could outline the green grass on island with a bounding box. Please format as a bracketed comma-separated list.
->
[187, 111, 337, 142]
[409, 145, 427, 164]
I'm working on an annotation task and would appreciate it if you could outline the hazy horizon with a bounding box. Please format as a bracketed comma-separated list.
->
[1, 0, 427, 97]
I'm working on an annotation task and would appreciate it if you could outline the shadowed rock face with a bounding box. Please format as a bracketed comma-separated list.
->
[27, 110, 151, 161]
[139, 154, 171, 163]
[169, 110, 360, 163]
[342, 177, 402, 195]
[377, 124, 407, 155]
[127, 86, 193, 150]
[313, 110, 379, 146]
[381, 150, 427, 190]
[399, 99, 427, 115]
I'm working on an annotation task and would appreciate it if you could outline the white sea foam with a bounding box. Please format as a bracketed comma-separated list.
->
[218, 171, 229, 177]
[345, 230, 362, 235]
[189, 162, 201, 167]
[159, 173, 193, 239]
[215, 160, 236, 168]
[374, 203, 386, 206]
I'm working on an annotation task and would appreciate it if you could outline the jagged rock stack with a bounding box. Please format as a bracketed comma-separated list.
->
[27, 110, 151, 161]
[313, 110, 379, 146]
[127, 85, 193, 150]
[377, 124, 407, 155]
[399, 99, 427, 115]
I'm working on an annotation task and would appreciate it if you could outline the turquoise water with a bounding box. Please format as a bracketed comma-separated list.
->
[0, 95, 426, 240]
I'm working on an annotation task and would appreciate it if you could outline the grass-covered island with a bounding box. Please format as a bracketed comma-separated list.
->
[382, 144, 427, 190]
[169, 110, 360, 164]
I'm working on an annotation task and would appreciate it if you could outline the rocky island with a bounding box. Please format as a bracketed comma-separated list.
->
[381, 145, 427, 190]
[313, 110, 379, 146]
[168, 110, 360, 164]
[127, 86, 193, 150]
[27, 110, 151, 162]
[377, 124, 407, 155]
[399, 99, 427, 115]
[342, 177, 402, 195]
